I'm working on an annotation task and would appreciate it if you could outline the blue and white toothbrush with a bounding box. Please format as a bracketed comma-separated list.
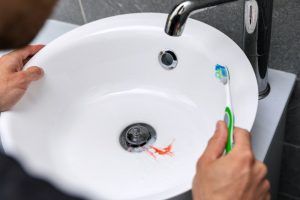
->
[215, 64, 234, 153]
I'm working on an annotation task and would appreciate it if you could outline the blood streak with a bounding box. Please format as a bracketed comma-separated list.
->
[146, 140, 175, 159]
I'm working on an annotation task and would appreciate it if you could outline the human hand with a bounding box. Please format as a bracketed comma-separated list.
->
[0, 45, 44, 111]
[192, 121, 270, 200]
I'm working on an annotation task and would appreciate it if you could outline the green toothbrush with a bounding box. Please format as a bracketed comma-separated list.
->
[215, 64, 234, 154]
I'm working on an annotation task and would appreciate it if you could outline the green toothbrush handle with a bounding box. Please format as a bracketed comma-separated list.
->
[224, 106, 234, 153]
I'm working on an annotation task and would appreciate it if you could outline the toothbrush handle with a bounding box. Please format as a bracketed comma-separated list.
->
[224, 106, 234, 153]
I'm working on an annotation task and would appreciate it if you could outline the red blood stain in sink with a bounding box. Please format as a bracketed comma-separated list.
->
[145, 140, 175, 159]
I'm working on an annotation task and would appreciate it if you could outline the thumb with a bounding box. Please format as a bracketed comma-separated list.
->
[232, 127, 252, 151]
[14, 66, 44, 89]
[24, 66, 44, 82]
[24, 67, 44, 82]
[201, 121, 228, 163]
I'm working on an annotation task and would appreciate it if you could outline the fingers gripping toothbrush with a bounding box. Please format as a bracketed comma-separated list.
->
[215, 64, 234, 153]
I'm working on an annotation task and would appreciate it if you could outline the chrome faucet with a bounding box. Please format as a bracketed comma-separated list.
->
[165, 0, 273, 99]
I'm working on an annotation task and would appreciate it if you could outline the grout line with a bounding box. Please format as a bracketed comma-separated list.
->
[279, 192, 300, 200]
[78, 0, 88, 24]
[283, 142, 300, 149]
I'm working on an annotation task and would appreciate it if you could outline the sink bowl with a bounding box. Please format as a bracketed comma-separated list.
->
[0, 13, 258, 200]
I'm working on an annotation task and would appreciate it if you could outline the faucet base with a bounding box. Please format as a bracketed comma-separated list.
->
[259, 83, 271, 100]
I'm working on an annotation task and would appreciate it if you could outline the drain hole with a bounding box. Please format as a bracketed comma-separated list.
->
[159, 50, 178, 70]
[161, 53, 174, 66]
[120, 123, 157, 152]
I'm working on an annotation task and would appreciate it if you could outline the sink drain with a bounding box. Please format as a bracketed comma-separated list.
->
[120, 123, 157, 152]
[158, 50, 178, 70]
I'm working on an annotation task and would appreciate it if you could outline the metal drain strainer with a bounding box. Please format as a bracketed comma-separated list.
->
[119, 123, 157, 152]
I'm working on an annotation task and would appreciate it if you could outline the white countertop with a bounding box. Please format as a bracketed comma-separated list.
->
[252, 69, 296, 160]
[0, 19, 296, 162]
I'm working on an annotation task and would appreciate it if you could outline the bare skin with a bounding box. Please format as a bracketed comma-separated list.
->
[0, 45, 44, 111]
[193, 121, 270, 200]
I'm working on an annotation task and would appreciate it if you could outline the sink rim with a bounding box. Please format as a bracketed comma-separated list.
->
[0, 13, 258, 200]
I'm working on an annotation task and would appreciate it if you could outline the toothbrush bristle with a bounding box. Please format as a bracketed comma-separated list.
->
[215, 64, 229, 84]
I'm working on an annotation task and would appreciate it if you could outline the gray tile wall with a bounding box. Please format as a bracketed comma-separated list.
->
[51, 0, 86, 25]
[50, 0, 300, 199]
[279, 79, 300, 200]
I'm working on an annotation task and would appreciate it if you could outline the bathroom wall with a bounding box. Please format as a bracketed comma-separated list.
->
[50, 0, 300, 199]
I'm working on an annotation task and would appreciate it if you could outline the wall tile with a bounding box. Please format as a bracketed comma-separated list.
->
[278, 193, 300, 200]
[269, 0, 300, 74]
[51, 0, 85, 25]
[285, 79, 300, 145]
[192, 0, 243, 48]
[80, 0, 181, 21]
[279, 144, 300, 198]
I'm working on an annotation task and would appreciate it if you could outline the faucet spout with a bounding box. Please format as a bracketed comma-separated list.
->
[165, 0, 238, 36]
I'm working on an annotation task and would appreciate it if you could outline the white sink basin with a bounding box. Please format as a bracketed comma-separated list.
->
[0, 13, 258, 200]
